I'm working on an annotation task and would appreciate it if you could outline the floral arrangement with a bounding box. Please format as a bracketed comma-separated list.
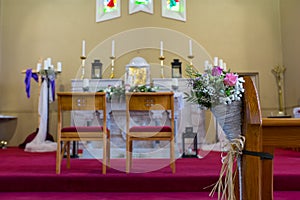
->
[99, 84, 159, 100]
[184, 60, 244, 109]
[103, 84, 126, 100]
[185, 58, 246, 200]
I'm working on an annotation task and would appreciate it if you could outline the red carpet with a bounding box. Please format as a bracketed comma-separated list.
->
[0, 147, 221, 192]
[0, 147, 300, 199]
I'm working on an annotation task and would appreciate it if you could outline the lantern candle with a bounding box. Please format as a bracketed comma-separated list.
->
[172, 78, 178, 87]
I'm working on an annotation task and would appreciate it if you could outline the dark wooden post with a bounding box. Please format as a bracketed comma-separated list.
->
[238, 76, 263, 200]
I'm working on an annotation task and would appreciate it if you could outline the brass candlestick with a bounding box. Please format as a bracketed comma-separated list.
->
[80, 55, 87, 80]
[187, 55, 195, 71]
[159, 56, 165, 78]
[110, 56, 115, 79]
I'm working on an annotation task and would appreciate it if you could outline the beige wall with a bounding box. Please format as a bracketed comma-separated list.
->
[0, 0, 287, 146]
[280, 0, 300, 114]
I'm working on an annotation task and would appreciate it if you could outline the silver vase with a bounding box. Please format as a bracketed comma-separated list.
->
[211, 101, 242, 142]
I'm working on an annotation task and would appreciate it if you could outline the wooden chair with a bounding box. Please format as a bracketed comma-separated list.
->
[56, 92, 110, 174]
[125, 92, 176, 173]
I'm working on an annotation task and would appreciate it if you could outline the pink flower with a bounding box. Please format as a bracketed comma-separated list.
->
[224, 73, 238, 86]
[212, 66, 223, 76]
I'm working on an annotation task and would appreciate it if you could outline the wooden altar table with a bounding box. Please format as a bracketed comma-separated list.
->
[261, 118, 300, 200]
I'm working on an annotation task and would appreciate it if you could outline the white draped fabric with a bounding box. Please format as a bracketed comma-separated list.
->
[25, 79, 57, 152]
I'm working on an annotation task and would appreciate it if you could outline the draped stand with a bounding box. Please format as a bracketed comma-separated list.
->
[22, 68, 60, 152]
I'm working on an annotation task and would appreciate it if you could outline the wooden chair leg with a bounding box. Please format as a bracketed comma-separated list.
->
[170, 139, 176, 173]
[56, 140, 62, 174]
[126, 137, 130, 173]
[129, 140, 133, 170]
[107, 135, 110, 168]
[102, 137, 107, 174]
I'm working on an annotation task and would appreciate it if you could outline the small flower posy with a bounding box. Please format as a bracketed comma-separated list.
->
[184, 57, 244, 109]
[99, 84, 159, 100]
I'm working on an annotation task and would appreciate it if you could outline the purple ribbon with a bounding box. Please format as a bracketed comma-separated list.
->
[50, 79, 55, 101]
[24, 69, 38, 98]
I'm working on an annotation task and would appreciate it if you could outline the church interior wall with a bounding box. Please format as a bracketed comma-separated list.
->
[0, 0, 296, 146]
[280, 0, 300, 114]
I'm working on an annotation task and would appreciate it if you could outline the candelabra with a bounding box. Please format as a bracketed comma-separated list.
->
[80, 55, 87, 80]
[110, 56, 115, 79]
[24, 63, 61, 134]
[159, 56, 165, 78]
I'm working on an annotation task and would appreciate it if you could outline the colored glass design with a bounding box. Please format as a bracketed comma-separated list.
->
[103, 0, 117, 13]
[135, 0, 149, 5]
[167, 0, 180, 11]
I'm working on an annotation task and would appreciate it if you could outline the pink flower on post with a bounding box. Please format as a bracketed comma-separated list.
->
[212, 66, 223, 76]
[224, 73, 238, 86]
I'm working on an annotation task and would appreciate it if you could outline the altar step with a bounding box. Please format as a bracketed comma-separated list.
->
[81, 147, 182, 159]
[2, 191, 300, 200]
[1, 147, 300, 200]
[80, 142, 226, 159]
[0, 192, 218, 200]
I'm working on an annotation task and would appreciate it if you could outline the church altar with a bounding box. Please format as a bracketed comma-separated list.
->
[71, 78, 206, 158]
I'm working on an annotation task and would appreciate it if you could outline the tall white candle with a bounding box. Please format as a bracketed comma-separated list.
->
[160, 41, 163, 57]
[44, 60, 49, 70]
[204, 60, 209, 70]
[223, 62, 227, 71]
[47, 57, 52, 67]
[82, 40, 86, 57]
[111, 40, 115, 57]
[189, 40, 193, 56]
[57, 62, 62, 72]
[213, 57, 218, 67]
[36, 63, 41, 72]
[219, 59, 223, 68]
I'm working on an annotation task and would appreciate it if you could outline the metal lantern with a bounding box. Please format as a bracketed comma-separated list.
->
[171, 59, 182, 78]
[182, 127, 198, 158]
[91, 59, 102, 79]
